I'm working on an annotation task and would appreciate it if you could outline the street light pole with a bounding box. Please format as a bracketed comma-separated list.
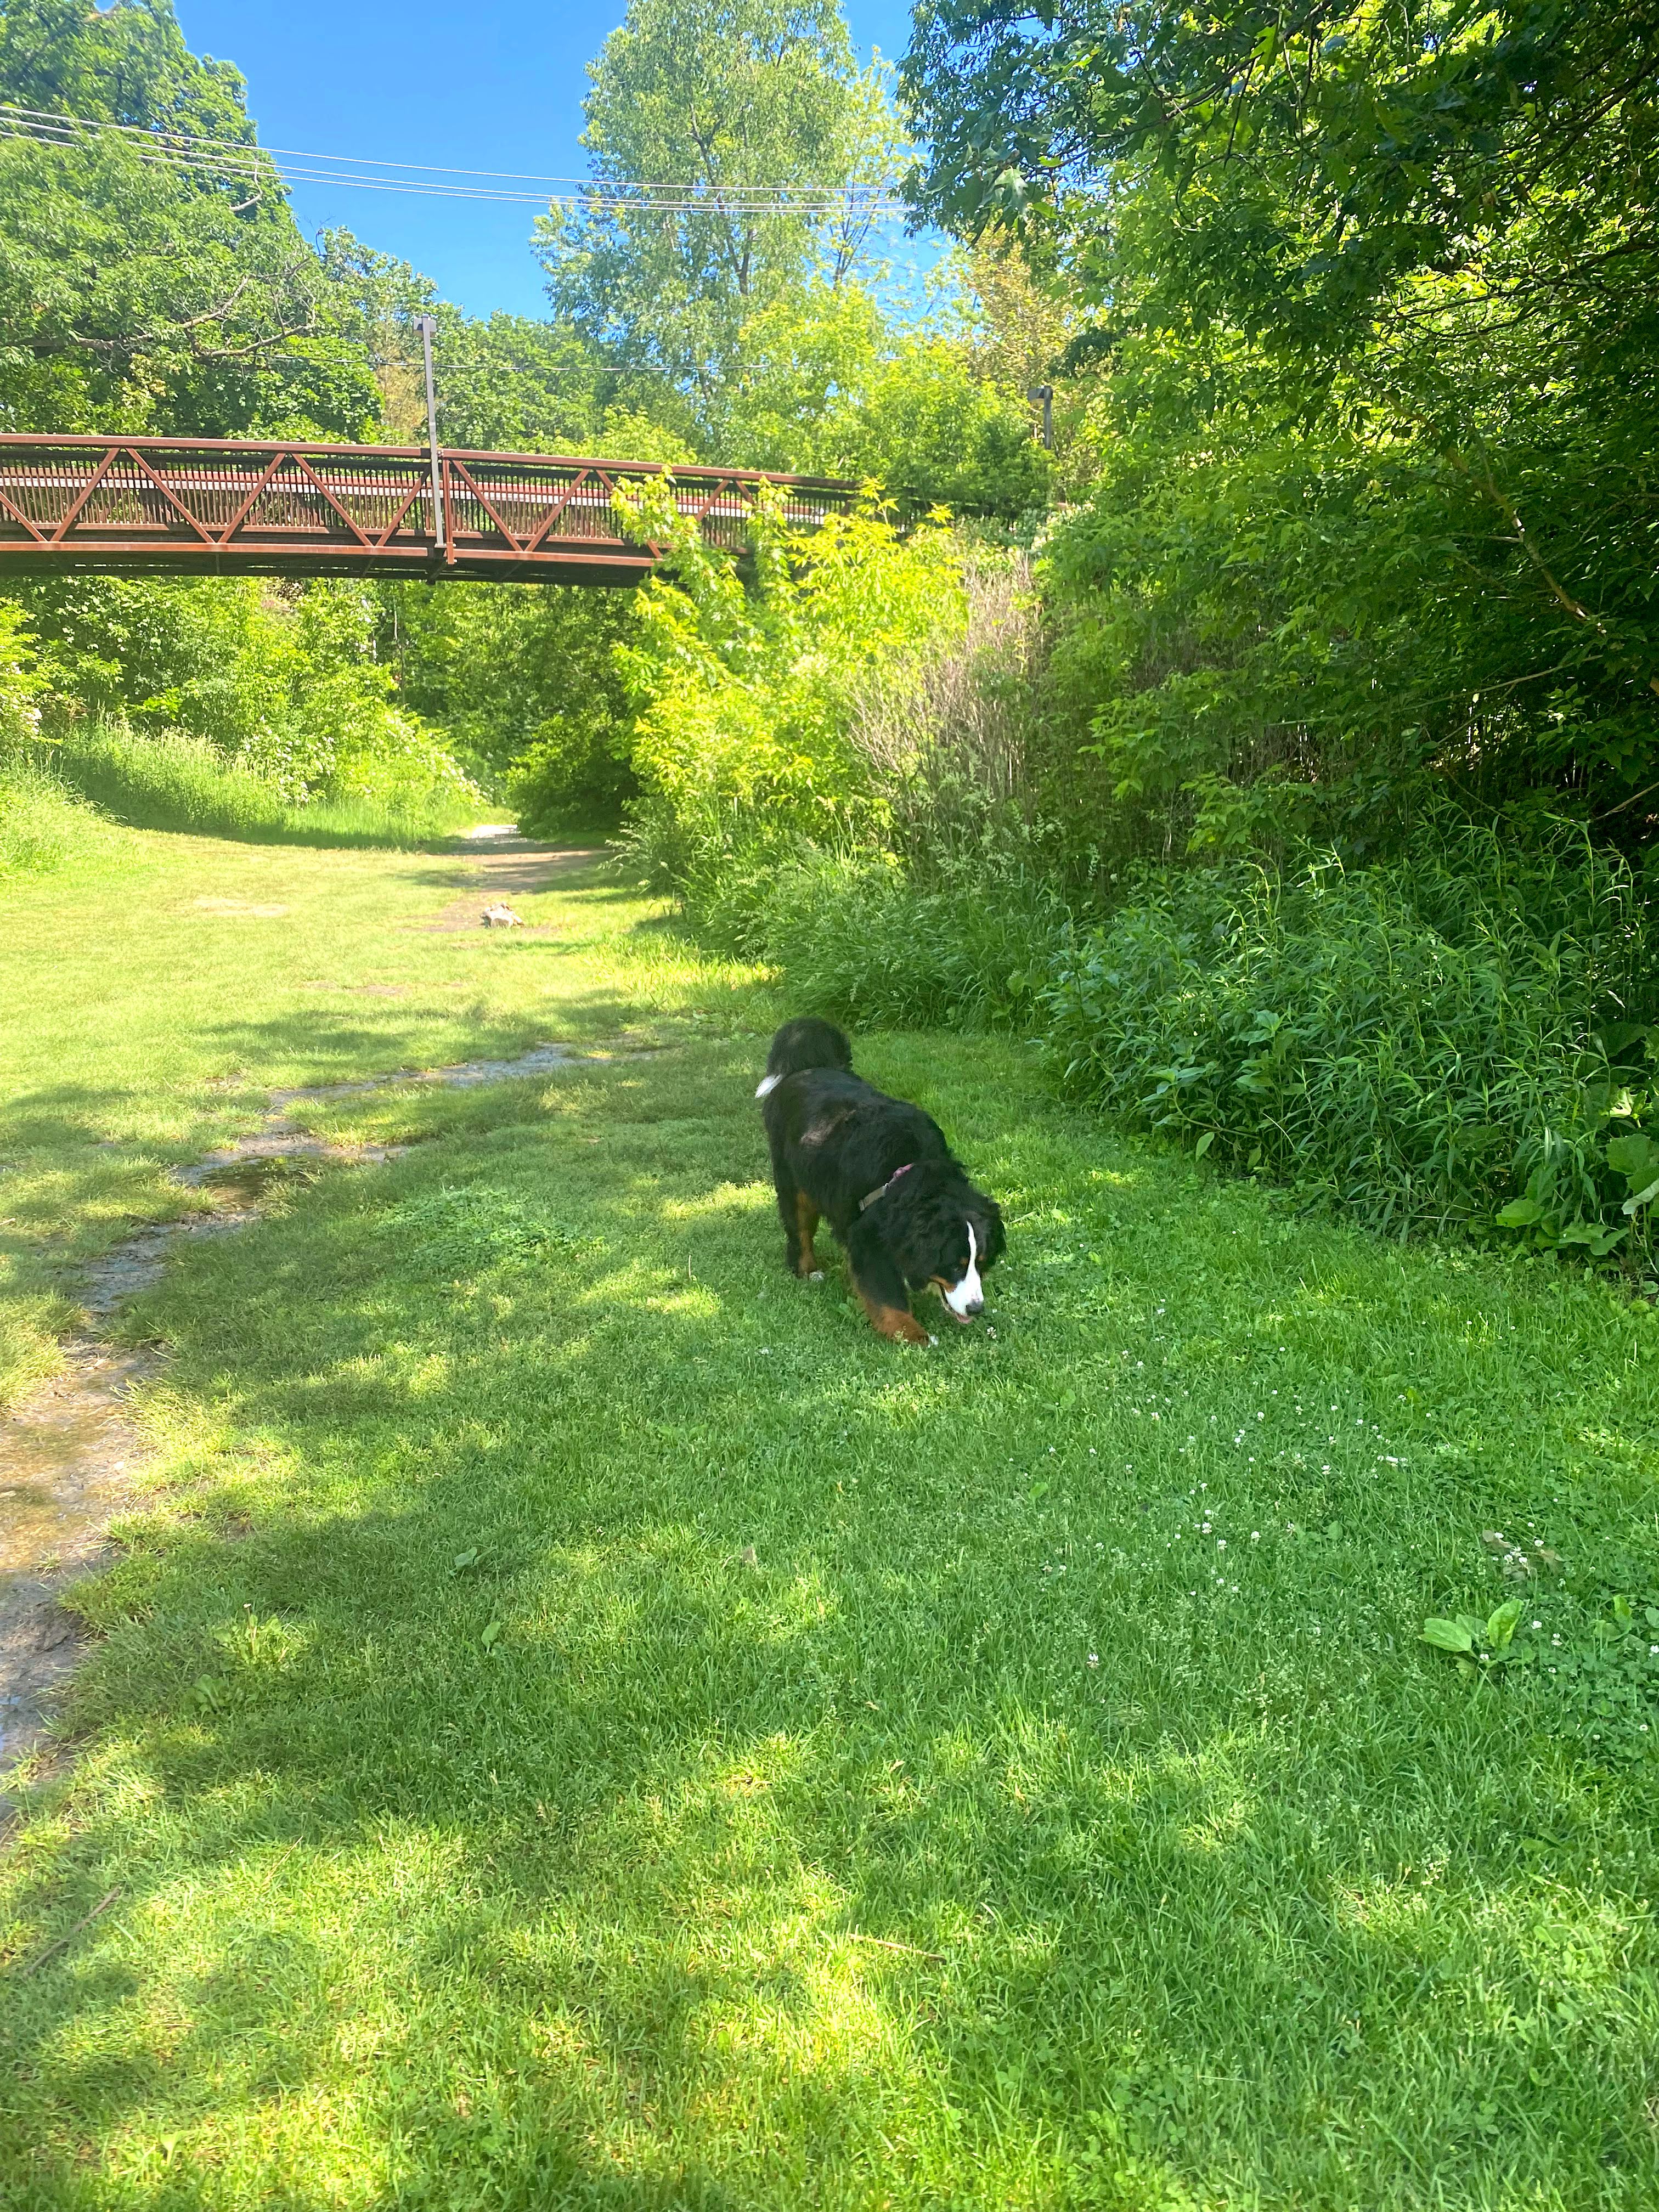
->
[415, 313, 446, 557]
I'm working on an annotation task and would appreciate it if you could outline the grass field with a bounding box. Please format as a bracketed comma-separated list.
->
[3, 817, 1658, 2209]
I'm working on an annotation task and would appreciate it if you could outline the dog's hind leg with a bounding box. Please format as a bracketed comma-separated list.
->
[792, 1189, 823, 1279]
[771, 1166, 819, 1278]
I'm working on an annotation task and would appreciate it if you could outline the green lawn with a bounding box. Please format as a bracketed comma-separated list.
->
[3, 821, 1658, 2209]
[0, 823, 751, 1405]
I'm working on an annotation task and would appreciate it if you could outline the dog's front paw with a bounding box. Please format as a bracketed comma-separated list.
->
[808, 1269, 825, 1282]
[928, 1333, 939, 1346]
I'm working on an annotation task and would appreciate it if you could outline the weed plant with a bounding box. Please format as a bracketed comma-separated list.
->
[1041, 822, 1658, 1256]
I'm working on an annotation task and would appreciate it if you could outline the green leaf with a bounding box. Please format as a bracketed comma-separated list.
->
[1422, 1616, 1476, 1654]
[1622, 1177, 1659, 1217]
[1486, 1598, 1524, 1655]
[481, 1621, 504, 1649]
[1495, 1197, 1544, 1228]
[1606, 1133, 1659, 1181]
[1194, 1130, 1215, 1158]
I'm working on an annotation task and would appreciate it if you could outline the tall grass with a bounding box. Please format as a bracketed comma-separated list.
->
[1041, 824, 1657, 1250]
[0, 754, 101, 878]
[723, 815, 1656, 1264]
[42, 725, 481, 848]
[744, 845, 1069, 1031]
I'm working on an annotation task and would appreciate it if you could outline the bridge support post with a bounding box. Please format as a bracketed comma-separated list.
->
[416, 314, 446, 558]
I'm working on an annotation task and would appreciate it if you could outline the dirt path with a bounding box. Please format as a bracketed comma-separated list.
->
[409, 827, 607, 934]
[0, 828, 627, 1801]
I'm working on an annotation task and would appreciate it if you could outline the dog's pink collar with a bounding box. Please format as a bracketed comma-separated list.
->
[859, 1163, 916, 1212]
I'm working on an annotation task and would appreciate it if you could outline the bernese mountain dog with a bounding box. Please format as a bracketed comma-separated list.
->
[755, 1017, 1005, 1344]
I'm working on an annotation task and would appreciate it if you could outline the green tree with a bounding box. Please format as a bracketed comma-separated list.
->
[0, 0, 378, 437]
[537, 0, 901, 433]
[901, 0, 1659, 832]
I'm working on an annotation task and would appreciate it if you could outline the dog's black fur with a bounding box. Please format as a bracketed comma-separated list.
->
[757, 1018, 1005, 1343]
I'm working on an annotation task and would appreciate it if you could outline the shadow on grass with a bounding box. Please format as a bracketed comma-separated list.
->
[3, 1039, 1656, 2206]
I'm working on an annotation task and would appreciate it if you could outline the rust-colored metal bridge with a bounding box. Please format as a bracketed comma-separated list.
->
[0, 433, 858, 585]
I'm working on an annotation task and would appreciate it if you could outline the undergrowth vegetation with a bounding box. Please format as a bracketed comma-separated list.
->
[41, 723, 478, 847]
[612, 498, 1657, 1282]
[1042, 831, 1658, 1259]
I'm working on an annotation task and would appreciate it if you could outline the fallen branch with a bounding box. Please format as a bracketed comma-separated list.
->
[20, 1885, 121, 1977]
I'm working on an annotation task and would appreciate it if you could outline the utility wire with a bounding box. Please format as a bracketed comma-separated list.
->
[0, 103, 909, 217]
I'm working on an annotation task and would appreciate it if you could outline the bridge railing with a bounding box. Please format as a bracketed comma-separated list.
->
[0, 434, 860, 584]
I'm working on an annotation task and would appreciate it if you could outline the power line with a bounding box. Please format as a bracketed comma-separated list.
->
[0, 103, 910, 218]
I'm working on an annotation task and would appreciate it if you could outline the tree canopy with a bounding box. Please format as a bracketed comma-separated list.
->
[0, 0, 377, 436]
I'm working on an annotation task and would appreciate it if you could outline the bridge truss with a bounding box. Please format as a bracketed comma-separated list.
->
[0, 434, 858, 586]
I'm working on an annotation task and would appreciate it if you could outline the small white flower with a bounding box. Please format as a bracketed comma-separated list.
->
[1217, 1539, 1226, 1549]
[1087, 1652, 1099, 1668]
[1251, 1531, 1260, 1541]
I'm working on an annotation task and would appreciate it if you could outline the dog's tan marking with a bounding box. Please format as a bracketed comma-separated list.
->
[794, 1190, 821, 1277]
[859, 1291, 929, 1345]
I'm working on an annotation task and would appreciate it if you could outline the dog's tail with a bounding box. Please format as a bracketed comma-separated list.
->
[755, 1017, 853, 1099]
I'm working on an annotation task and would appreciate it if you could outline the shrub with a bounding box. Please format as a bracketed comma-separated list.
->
[388, 579, 639, 824]
[13, 577, 476, 810]
[613, 481, 968, 909]
[1040, 822, 1657, 1259]
[506, 708, 634, 836]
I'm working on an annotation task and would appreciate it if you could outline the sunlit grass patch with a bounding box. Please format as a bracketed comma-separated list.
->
[2, 857, 1657, 2204]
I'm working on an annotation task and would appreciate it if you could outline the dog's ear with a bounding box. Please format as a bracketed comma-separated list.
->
[875, 1182, 936, 1286]
[974, 1197, 1006, 1269]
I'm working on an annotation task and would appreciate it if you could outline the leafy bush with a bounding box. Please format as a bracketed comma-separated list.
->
[388, 579, 639, 827]
[1040, 823, 1657, 1256]
[613, 482, 968, 909]
[505, 712, 633, 836]
[13, 577, 475, 810]
[0, 600, 41, 747]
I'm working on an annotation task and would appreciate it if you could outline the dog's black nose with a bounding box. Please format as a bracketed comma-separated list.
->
[963, 1296, 983, 1318]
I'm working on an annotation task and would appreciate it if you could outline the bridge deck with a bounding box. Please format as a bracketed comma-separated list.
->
[0, 434, 858, 584]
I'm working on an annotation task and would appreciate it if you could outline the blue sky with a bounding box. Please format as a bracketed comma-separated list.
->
[173, 2, 927, 321]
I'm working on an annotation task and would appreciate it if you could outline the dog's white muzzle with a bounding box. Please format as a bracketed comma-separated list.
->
[943, 1222, 983, 1319]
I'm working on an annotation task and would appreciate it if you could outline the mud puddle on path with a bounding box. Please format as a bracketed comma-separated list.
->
[1, 1033, 643, 1801]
